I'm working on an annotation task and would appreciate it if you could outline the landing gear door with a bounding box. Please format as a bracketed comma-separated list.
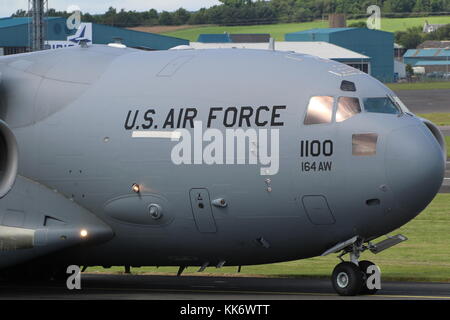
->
[189, 188, 217, 233]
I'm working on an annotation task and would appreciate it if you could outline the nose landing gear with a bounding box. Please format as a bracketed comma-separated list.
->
[330, 239, 379, 296]
[323, 235, 406, 296]
[331, 260, 379, 296]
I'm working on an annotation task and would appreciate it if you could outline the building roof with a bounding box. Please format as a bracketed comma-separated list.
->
[197, 33, 271, 43]
[423, 22, 447, 33]
[287, 28, 355, 35]
[0, 17, 61, 28]
[189, 41, 370, 60]
[285, 27, 392, 38]
[416, 60, 450, 66]
[0, 16, 188, 50]
[404, 48, 450, 58]
[418, 40, 450, 49]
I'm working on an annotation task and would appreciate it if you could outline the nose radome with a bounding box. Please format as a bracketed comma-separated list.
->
[385, 125, 445, 217]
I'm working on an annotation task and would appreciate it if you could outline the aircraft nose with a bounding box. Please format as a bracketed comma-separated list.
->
[385, 124, 445, 217]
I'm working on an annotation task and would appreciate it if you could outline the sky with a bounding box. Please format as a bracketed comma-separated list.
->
[0, 0, 222, 17]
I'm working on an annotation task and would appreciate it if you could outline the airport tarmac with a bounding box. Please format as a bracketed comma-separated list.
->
[0, 273, 449, 300]
[395, 89, 450, 114]
[440, 160, 450, 193]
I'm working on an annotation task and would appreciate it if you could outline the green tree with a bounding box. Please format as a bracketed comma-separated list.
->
[395, 26, 424, 49]
[159, 11, 173, 25]
[173, 8, 191, 25]
[219, 0, 252, 7]
[430, 0, 446, 11]
[11, 9, 27, 17]
[406, 64, 414, 78]
[189, 8, 209, 25]
[349, 21, 368, 28]
[413, 0, 431, 12]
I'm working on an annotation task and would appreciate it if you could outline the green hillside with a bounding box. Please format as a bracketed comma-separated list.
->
[162, 16, 450, 41]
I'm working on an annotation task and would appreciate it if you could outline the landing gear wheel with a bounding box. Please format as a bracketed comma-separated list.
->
[359, 260, 379, 295]
[332, 262, 364, 296]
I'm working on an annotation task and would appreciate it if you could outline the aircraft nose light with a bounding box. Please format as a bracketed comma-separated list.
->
[80, 229, 88, 238]
[385, 125, 445, 216]
[131, 183, 140, 193]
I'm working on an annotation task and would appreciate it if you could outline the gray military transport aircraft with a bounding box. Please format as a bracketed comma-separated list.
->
[0, 43, 445, 296]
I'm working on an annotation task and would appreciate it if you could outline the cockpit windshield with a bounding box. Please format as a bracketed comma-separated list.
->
[363, 97, 401, 115]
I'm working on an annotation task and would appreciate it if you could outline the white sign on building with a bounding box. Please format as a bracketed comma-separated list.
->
[45, 23, 92, 49]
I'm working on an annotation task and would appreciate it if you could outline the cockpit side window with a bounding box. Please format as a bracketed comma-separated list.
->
[336, 97, 361, 122]
[363, 97, 401, 115]
[304, 96, 334, 125]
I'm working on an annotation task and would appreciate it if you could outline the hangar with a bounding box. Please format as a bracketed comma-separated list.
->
[285, 28, 394, 83]
[189, 41, 372, 75]
[403, 48, 450, 73]
[0, 16, 188, 55]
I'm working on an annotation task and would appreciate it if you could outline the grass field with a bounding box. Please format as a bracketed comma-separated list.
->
[86, 194, 450, 282]
[387, 82, 450, 91]
[417, 113, 450, 126]
[162, 16, 450, 41]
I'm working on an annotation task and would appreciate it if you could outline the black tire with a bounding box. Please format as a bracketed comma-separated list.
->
[359, 260, 380, 295]
[331, 262, 365, 296]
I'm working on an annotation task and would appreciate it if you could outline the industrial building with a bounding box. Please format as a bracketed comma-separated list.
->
[403, 48, 450, 73]
[189, 41, 371, 74]
[285, 28, 395, 83]
[197, 33, 271, 43]
[0, 17, 188, 55]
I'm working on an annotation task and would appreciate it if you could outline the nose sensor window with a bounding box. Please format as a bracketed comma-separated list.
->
[304, 96, 334, 125]
[352, 133, 378, 156]
[336, 97, 361, 122]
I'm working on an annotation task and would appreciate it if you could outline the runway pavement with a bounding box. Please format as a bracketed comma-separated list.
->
[0, 273, 449, 300]
[440, 160, 450, 193]
[440, 126, 450, 137]
[395, 89, 450, 114]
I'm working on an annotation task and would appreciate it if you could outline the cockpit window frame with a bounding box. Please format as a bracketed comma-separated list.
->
[388, 95, 408, 115]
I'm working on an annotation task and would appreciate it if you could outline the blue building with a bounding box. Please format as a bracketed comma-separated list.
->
[285, 28, 395, 83]
[0, 17, 188, 55]
[197, 33, 271, 43]
[197, 33, 232, 43]
[404, 48, 450, 73]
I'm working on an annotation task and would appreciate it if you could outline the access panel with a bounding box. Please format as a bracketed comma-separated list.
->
[189, 188, 217, 233]
[301, 195, 336, 225]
